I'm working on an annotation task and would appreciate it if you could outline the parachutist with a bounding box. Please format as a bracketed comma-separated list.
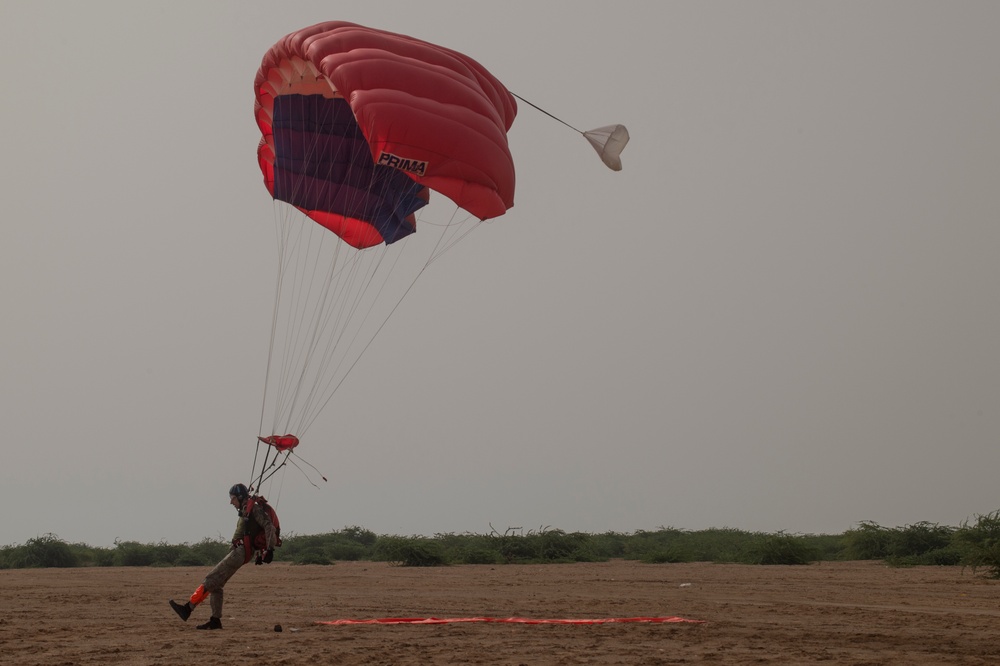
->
[168, 483, 279, 630]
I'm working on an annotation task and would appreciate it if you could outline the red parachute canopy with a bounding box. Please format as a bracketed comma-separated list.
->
[253, 21, 517, 249]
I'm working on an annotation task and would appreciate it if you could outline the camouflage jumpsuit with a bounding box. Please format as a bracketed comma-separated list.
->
[200, 500, 277, 618]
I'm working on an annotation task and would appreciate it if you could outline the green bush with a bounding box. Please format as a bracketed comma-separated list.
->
[291, 550, 335, 565]
[877, 522, 956, 566]
[641, 547, 694, 564]
[457, 547, 501, 565]
[325, 543, 367, 561]
[624, 527, 687, 560]
[19, 515, 1000, 571]
[280, 527, 380, 564]
[742, 532, 818, 565]
[84, 545, 116, 567]
[375, 536, 448, 566]
[113, 541, 158, 566]
[954, 510, 1000, 578]
[536, 529, 585, 562]
[1, 534, 78, 568]
[433, 532, 501, 564]
[891, 522, 955, 558]
[840, 520, 961, 567]
[340, 525, 377, 547]
[842, 521, 892, 560]
[681, 527, 756, 563]
[587, 532, 629, 559]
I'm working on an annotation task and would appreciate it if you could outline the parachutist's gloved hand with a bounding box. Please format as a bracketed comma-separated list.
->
[255, 552, 264, 565]
[263, 549, 274, 564]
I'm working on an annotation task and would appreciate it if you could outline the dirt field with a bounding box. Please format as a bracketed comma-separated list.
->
[2, 559, 1000, 665]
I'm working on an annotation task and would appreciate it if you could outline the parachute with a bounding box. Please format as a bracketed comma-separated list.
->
[248, 22, 518, 489]
[248, 22, 628, 491]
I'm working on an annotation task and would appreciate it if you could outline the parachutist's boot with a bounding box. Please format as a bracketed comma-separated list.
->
[196, 616, 223, 630]
[169, 600, 192, 621]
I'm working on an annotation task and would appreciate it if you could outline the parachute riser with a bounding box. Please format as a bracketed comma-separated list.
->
[251, 434, 328, 493]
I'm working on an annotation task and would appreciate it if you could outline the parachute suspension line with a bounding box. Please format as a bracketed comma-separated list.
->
[274, 467, 285, 505]
[510, 92, 582, 134]
[298, 206, 481, 436]
[278, 173, 339, 434]
[296, 164, 404, 431]
[291, 450, 328, 483]
[267, 205, 303, 437]
[249, 443, 263, 493]
[302, 244, 400, 430]
[260, 91, 366, 439]
[273, 222, 331, 435]
[298, 266, 420, 434]
[286, 453, 326, 489]
[424, 208, 481, 270]
[259, 189, 300, 444]
[250, 450, 275, 495]
[254, 198, 304, 486]
[281, 228, 348, 435]
[255, 94, 313, 439]
[264, 463, 286, 509]
[262, 214, 387, 435]
[290, 164, 405, 436]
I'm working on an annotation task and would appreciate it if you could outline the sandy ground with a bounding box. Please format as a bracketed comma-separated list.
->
[2, 559, 1000, 665]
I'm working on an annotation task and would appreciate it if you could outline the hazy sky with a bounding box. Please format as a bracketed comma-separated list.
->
[2, 1, 998, 547]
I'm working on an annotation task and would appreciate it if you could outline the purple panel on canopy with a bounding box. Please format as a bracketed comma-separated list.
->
[271, 95, 426, 244]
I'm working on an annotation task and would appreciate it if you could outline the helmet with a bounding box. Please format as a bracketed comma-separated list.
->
[229, 483, 249, 503]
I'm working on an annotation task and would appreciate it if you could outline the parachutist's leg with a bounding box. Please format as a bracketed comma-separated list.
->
[210, 588, 224, 618]
[196, 616, 223, 630]
[168, 582, 207, 621]
[197, 547, 245, 622]
[169, 599, 192, 621]
[202, 549, 245, 591]
[190, 584, 209, 606]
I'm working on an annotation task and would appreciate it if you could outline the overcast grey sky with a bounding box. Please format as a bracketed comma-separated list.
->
[2, 1, 998, 547]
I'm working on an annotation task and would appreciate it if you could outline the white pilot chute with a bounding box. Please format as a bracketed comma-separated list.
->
[583, 124, 630, 171]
